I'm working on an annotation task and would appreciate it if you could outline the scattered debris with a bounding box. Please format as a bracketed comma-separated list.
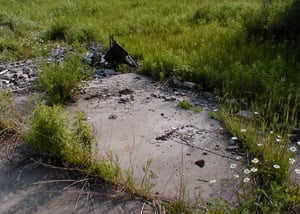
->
[83, 35, 139, 69]
[0, 59, 38, 92]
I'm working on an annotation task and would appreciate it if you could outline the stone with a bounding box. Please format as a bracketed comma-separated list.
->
[183, 81, 196, 89]
[195, 159, 205, 168]
[108, 114, 118, 119]
[226, 145, 239, 151]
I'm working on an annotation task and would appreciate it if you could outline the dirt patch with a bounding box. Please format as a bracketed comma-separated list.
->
[0, 142, 161, 214]
[72, 73, 247, 202]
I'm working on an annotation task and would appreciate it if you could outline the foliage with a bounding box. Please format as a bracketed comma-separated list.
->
[37, 54, 89, 105]
[26, 103, 93, 166]
[178, 100, 192, 110]
[0, 90, 23, 133]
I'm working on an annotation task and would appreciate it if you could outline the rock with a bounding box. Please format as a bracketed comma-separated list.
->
[195, 159, 205, 168]
[226, 145, 239, 151]
[0, 65, 6, 71]
[22, 66, 32, 75]
[172, 76, 183, 87]
[119, 88, 134, 95]
[108, 114, 118, 119]
[183, 81, 196, 89]
[119, 95, 131, 103]
[0, 69, 8, 76]
[164, 96, 176, 101]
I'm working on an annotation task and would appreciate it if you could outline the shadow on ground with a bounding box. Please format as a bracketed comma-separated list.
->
[0, 142, 157, 214]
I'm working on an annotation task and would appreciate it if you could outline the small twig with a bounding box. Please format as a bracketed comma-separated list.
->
[74, 180, 88, 210]
[33, 179, 78, 185]
[63, 178, 90, 190]
[31, 158, 87, 173]
[140, 202, 146, 214]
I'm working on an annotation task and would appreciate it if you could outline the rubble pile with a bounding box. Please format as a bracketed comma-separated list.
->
[0, 59, 38, 92]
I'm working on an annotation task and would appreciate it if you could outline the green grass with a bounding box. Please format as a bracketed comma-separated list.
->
[1, 0, 300, 213]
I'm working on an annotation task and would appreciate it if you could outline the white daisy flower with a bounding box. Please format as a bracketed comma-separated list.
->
[254, 112, 259, 115]
[233, 174, 239, 179]
[230, 164, 237, 169]
[232, 136, 238, 140]
[244, 169, 251, 174]
[240, 128, 247, 132]
[297, 141, 300, 146]
[250, 167, 258, 172]
[236, 156, 242, 160]
[257, 143, 263, 147]
[295, 169, 300, 174]
[276, 138, 281, 142]
[251, 158, 259, 164]
[273, 165, 280, 169]
[289, 158, 296, 165]
[243, 177, 250, 183]
[290, 146, 297, 152]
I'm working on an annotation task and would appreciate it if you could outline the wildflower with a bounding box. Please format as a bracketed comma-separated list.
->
[243, 177, 250, 183]
[276, 138, 281, 143]
[236, 156, 242, 160]
[257, 143, 263, 147]
[240, 128, 247, 132]
[277, 135, 282, 139]
[270, 131, 274, 134]
[230, 164, 237, 169]
[233, 174, 239, 179]
[289, 146, 297, 152]
[209, 179, 217, 184]
[232, 136, 238, 140]
[297, 141, 300, 146]
[250, 167, 258, 172]
[295, 169, 300, 174]
[289, 158, 296, 165]
[254, 111, 259, 115]
[244, 169, 251, 174]
[251, 158, 259, 164]
[273, 164, 280, 169]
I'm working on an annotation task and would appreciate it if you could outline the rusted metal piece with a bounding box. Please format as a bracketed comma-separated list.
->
[84, 35, 139, 69]
[104, 36, 139, 68]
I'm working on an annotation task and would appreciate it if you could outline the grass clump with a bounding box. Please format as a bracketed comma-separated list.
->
[178, 100, 192, 110]
[216, 104, 300, 213]
[26, 103, 93, 166]
[178, 100, 202, 112]
[0, 90, 24, 134]
[37, 54, 90, 105]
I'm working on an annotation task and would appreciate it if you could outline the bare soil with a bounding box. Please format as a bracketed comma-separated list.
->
[0, 141, 161, 214]
[71, 73, 246, 202]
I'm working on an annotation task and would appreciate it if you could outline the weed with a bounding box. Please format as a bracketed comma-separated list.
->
[26, 103, 93, 166]
[178, 100, 192, 110]
[0, 90, 23, 134]
[37, 54, 89, 105]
